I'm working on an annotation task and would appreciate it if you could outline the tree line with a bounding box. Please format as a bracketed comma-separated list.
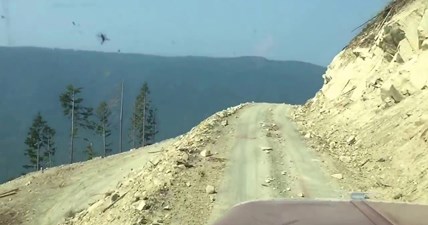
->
[23, 81, 158, 171]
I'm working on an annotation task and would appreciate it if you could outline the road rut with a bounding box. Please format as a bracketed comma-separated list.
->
[209, 103, 344, 224]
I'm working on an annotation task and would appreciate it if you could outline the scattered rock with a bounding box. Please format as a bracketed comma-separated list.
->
[150, 158, 161, 167]
[298, 193, 305, 197]
[339, 156, 352, 163]
[346, 136, 356, 145]
[142, 192, 149, 200]
[331, 174, 344, 180]
[209, 195, 216, 202]
[157, 165, 165, 173]
[304, 132, 311, 139]
[221, 120, 228, 126]
[265, 178, 275, 183]
[286, 187, 291, 191]
[200, 150, 212, 157]
[377, 157, 386, 162]
[111, 193, 120, 202]
[205, 185, 216, 194]
[353, 47, 370, 60]
[261, 146, 273, 152]
[421, 39, 428, 50]
[136, 217, 148, 224]
[155, 218, 164, 224]
[393, 193, 403, 200]
[199, 171, 206, 177]
[281, 171, 287, 175]
[163, 205, 171, 210]
[380, 82, 404, 103]
[133, 196, 141, 203]
[186, 182, 191, 187]
[176, 160, 193, 168]
[134, 200, 150, 211]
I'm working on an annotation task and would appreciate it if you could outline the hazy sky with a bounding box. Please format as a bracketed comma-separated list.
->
[0, 0, 389, 65]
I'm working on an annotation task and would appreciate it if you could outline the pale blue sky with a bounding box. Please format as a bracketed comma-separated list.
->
[0, 0, 389, 65]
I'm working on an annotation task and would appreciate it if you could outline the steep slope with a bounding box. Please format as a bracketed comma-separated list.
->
[0, 47, 325, 183]
[293, 0, 428, 203]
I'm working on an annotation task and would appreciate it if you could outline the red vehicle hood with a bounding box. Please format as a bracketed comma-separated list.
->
[212, 199, 428, 225]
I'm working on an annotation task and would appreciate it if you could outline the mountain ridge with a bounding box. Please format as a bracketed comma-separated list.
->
[0, 46, 322, 66]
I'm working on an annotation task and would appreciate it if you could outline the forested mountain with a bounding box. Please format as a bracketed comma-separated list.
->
[0, 47, 325, 182]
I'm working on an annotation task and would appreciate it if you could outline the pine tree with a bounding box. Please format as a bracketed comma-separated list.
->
[95, 101, 112, 157]
[130, 82, 159, 147]
[83, 138, 96, 160]
[130, 82, 150, 147]
[129, 113, 137, 149]
[42, 126, 56, 167]
[144, 106, 159, 145]
[24, 113, 44, 170]
[59, 85, 93, 163]
[24, 113, 56, 170]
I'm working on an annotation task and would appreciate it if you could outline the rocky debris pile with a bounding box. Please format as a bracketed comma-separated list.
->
[292, 0, 428, 203]
[173, 103, 248, 155]
[60, 103, 248, 225]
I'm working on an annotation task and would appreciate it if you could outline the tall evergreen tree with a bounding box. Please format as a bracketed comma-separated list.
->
[130, 82, 149, 147]
[42, 125, 56, 167]
[129, 113, 137, 149]
[144, 107, 158, 145]
[59, 85, 93, 163]
[24, 113, 56, 170]
[130, 82, 159, 147]
[95, 101, 112, 157]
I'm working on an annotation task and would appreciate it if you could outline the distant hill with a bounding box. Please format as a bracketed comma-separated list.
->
[0, 47, 325, 182]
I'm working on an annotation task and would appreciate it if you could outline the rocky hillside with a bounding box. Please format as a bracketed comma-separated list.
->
[293, 0, 428, 203]
[0, 103, 246, 225]
[59, 104, 247, 225]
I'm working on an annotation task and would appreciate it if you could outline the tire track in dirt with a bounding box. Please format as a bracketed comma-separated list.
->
[208, 103, 344, 224]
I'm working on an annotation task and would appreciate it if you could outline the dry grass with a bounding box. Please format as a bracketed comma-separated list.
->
[346, 0, 415, 50]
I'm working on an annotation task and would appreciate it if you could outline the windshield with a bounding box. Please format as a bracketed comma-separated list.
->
[2, 0, 425, 225]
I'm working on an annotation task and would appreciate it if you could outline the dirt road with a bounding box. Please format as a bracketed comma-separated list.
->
[0, 103, 345, 225]
[209, 103, 344, 224]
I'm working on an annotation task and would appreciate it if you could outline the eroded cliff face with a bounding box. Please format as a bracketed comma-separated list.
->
[294, 0, 428, 202]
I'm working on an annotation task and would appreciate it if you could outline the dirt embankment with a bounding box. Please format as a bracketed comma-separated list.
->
[293, 0, 428, 203]
[0, 104, 248, 225]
